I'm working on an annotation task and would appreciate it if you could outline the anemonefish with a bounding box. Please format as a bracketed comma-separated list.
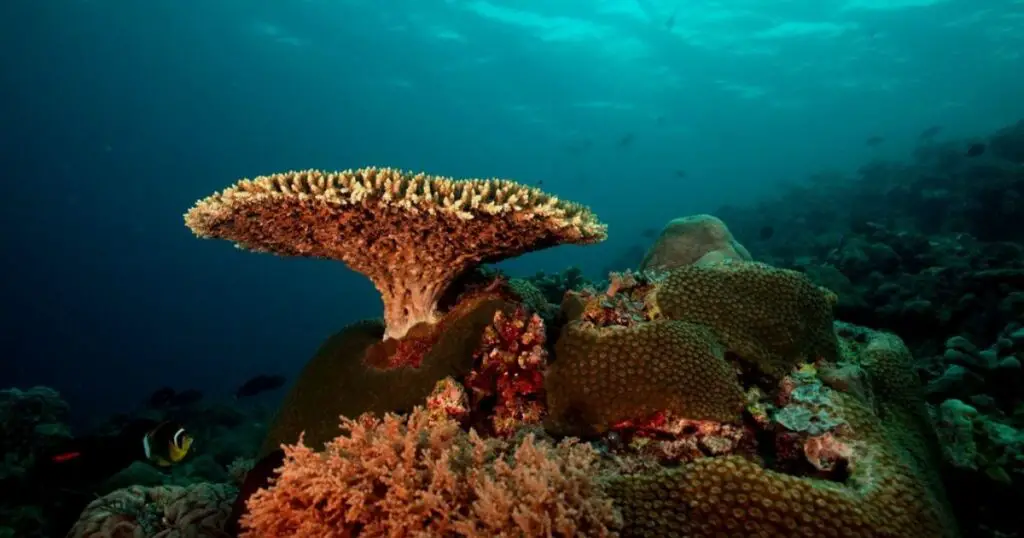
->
[34, 419, 194, 488]
[143, 420, 194, 467]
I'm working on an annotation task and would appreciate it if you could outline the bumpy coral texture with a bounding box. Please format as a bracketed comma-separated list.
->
[465, 306, 548, 437]
[638, 214, 752, 272]
[546, 320, 745, 435]
[652, 261, 838, 378]
[608, 327, 957, 538]
[262, 295, 515, 456]
[184, 167, 607, 340]
[242, 407, 621, 537]
[68, 483, 236, 538]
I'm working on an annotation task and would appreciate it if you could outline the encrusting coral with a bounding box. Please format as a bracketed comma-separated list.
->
[184, 167, 607, 340]
[240, 407, 622, 538]
[68, 483, 236, 538]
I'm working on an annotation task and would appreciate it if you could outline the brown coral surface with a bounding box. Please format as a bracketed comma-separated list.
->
[262, 294, 516, 456]
[184, 167, 606, 339]
[606, 325, 956, 538]
[546, 320, 745, 435]
[652, 261, 839, 378]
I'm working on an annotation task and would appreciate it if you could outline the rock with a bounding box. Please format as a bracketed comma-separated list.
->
[802, 264, 867, 311]
[945, 335, 979, 355]
[639, 214, 751, 272]
[996, 356, 1021, 372]
[936, 399, 979, 469]
[927, 364, 985, 399]
[998, 292, 1024, 317]
[942, 348, 976, 368]
[903, 299, 934, 316]
[994, 337, 1014, 354]
[968, 394, 998, 412]
[100, 461, 166, 493]
[977, 349, 999, 370]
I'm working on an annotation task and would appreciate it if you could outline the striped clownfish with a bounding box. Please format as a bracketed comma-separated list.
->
[143, 420, 195, 467]
[35, 419, 195, 488]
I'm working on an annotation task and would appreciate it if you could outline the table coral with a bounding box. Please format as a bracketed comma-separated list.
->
[184, 167, 606, 340]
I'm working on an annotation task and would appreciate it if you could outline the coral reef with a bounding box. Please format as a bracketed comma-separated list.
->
[0, 387, 74, 537]
[607, 324, 954, 538]
[95, 134, 1024, 537]
[524, 266, 589, 306]
[704, 120, 1024, 537]
[240, 407, 621, 537]
[184, 167, 606, 340]
[68, 483, 236, 538]
[0, 382, 270, 538]
[0, 386, 71, 480]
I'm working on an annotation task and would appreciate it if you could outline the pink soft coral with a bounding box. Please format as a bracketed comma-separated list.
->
[465, 306, 548, 437]
[241, 407, 621, 537]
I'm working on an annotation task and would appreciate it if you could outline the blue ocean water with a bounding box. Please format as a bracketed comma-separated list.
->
[2, 0, 1022, 423]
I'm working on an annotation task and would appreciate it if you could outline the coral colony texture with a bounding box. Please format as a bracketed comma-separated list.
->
[183, 167, 606, 341]
[27, 147, 1024, 536]
[173, 165, 960, 537]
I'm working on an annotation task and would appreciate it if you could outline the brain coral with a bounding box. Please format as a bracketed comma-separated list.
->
[68, 483, 236, 538]
[606, 325, 957, 538]
[546, 320, 745, 435]
[652, 261, 838, 378]
[184, 167, 606, 340]
[639, 214, 752, 272]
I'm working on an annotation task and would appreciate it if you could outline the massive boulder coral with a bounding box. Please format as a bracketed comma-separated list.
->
[184, 167, 606, 340]
[639, 214, 751, 271]
[538, 257, 955, 536]
[546, 320, 745, 435]
[605, 324, 956, 537]
[651, 261, 839, 378]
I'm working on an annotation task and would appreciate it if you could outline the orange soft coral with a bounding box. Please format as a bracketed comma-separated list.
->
[241, 407, 621, 537]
